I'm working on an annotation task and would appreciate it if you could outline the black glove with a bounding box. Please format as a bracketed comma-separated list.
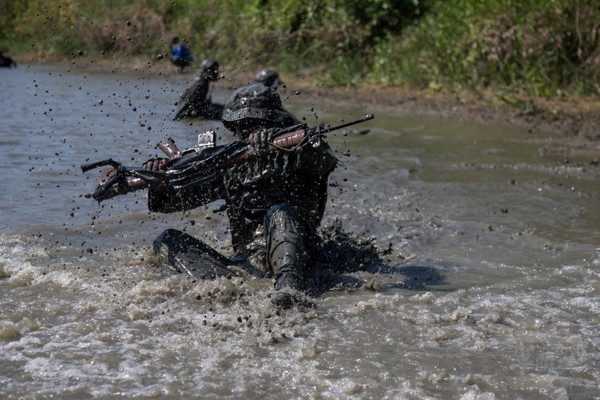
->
[248, 128, 278, 157]
[143, 158, 168, 171]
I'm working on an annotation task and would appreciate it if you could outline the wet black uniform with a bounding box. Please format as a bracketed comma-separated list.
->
[149, 84, 337, 298]
[174, 59, 222, 120]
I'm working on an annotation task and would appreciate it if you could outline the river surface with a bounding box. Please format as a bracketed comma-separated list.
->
[1, 65, 599, 399]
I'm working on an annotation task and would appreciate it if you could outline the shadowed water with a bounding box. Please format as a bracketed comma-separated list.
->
[1, 65, 599, 399]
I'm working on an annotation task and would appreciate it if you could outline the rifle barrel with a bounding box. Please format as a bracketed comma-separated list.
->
[319, 114, 374, 135]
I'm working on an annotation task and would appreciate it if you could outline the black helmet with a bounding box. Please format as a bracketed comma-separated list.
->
[254, 68, 282, 88]
[222, 83, 295, 132]
[200, 59, 219, 80]
[201, 58, 219, 72]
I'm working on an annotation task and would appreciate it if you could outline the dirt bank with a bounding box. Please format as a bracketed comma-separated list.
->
[294, 84, 600, 140]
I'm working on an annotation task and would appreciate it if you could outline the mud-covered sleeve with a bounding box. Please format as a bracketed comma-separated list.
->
[295, 138, 338, 176]
[147, 179, 225, 213]
[180, 79, 204, 103]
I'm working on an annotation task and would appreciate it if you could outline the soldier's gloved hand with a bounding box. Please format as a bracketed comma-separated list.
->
[143, 157, 168, 171]
[248, 128, 278, 156]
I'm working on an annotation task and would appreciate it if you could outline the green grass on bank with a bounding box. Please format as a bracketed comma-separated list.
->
[1, 0, 598, 104]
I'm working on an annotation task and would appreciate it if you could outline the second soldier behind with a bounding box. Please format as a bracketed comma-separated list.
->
[173, 59, 223, 121]
[253, 68, 283, 89]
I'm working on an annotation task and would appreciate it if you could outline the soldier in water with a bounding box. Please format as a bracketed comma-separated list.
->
[253, 68, 283, 89]
[145, 83, 337, 307]
[173, 59, 223, 121]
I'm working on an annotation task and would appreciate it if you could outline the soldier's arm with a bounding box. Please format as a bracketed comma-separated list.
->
[296, 138, 338, 176]
[142, 154, 226, 213]
[148, 181, 225, 213]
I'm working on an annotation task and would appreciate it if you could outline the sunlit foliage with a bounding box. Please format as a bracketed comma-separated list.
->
[0, 0, 598, 96]
[381, 0, 600, 96]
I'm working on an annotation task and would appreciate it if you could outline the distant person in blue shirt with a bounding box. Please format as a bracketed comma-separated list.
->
[170, 37, 192, 71]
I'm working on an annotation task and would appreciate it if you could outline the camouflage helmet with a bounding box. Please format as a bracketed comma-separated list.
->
[222, 83, 295, 131]
[254, 68, 283, 88]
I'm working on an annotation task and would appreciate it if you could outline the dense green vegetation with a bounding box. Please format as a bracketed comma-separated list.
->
[1, 0, 598, 99]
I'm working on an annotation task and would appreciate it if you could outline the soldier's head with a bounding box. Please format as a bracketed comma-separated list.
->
[254, 68, 283, 89]
[200, 59, 219, 81]
[222, 83, 295, 137]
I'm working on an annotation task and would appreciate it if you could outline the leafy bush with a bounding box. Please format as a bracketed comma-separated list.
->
[384, 0, 600, 95]
[0, 0, 597, 97]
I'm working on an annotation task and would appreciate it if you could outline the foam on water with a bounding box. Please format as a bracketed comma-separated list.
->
[1, 229, 599, 398]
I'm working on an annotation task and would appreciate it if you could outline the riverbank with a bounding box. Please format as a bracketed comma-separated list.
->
[18, 56, 600, 153]
[309, 85, 600, 147]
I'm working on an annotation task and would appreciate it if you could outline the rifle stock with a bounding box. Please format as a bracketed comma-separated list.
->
[82, 114, 374, 202]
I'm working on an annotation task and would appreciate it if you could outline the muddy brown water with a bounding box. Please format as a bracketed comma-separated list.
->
[1, 65, 599, 399]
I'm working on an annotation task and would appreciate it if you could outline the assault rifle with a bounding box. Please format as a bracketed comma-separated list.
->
[81, 114, 374, 202]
